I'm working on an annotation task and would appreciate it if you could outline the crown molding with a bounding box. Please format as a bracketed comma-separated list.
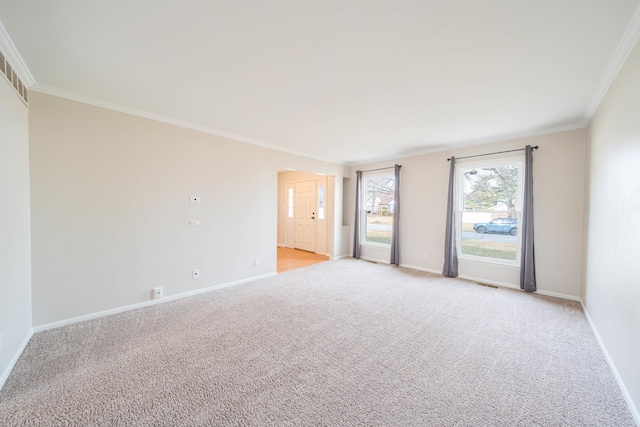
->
[30, 84, 347, 166]
[584, 4, 640, 121]
[0, 20, 35, 87]
[27, 83, 591, 169]
[30, 83, 589, 169]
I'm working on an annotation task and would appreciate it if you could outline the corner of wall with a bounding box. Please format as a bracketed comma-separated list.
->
[580, 122, 592, 304]
[0, 329, 33, 390]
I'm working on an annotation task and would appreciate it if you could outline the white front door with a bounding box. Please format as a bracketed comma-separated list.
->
[294, 181, 316, 252]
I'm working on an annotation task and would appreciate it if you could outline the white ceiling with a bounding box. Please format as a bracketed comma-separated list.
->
[1, 1, 639, 164]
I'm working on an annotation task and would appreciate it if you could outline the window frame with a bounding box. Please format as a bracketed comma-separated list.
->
[360, 172, 395, 248]
[455, 156, 524, 266]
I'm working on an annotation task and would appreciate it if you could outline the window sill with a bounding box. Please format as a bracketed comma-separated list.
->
[360, 242, 391, 249]
[458, 255, 519, 269]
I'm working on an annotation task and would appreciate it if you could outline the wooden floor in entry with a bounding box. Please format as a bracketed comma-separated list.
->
[277, 247, 329, 273]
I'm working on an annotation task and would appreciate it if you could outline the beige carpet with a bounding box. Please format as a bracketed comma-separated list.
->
[0, 259, 635, 426]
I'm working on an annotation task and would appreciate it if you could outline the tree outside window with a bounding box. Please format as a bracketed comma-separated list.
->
[458, 161, 523, 262]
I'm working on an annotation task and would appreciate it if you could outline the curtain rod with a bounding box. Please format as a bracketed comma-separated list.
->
[447, 146, 538, 161]
[356, 164, 401, 173]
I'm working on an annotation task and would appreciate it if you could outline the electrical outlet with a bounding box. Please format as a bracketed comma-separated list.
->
[423, 252, 428, 259]
[192, 269, 200, 279]
[151, 287, 163, 300]
[253, 258, 260, 266]
[189, 219, 200, 226]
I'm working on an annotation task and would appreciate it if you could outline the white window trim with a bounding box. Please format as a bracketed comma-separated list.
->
[360, 171, 395, 248]
[360, 240, 392, 249]
[455, 155, 524, 266]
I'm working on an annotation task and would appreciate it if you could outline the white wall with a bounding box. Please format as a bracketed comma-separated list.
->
[29, 92, 347, 326]
[330, 175, 351, 258]
[0, 74, 32, 387]
[348, 129, 587, 299]
[583, 38, 640, 421]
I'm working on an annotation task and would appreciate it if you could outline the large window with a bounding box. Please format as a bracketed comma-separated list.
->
[457, 158, 523, 263]
[361, 175, 395, 245]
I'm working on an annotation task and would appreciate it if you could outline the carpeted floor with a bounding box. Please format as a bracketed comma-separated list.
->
[0, 259, 635, 426]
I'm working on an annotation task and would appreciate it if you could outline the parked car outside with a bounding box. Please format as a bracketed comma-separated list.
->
[473, 218, 518, 236]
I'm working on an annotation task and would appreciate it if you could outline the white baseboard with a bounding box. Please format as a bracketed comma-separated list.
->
[455, 274, 580, 301]
[534, 288, 581, 301]
[0, 328, 33, 391]
[581, 301, 640, 425]
[359, 255, 389, 264]
[331, 254, 351, 260]
[33, 272, 277, 333]
[277, 243, 286, 247]
[398, 263, 580, 302]
[399, 263, 442, 275]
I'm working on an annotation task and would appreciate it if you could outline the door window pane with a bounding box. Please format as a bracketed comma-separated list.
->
[287, 188, 294, 218]
[318, 185, 325, 220]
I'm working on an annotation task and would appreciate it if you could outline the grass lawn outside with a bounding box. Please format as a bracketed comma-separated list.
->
[368, 215, 393, 225]
[366, 229, 392, 245]
[461, 222, 516, 261]
[366, 214, 393, 244]
[461, 240, 517, 261]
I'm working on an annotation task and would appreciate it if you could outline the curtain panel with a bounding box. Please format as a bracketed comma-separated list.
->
[390, 165, 401, 266]
[353, 170, 362, 259]
[520, 145, 536, 291]
[442, 157, 458, 277]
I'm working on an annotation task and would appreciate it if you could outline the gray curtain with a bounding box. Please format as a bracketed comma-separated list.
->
[442, 157, 458, 277]
[353, 170, 362, 258]
[520, 146, 536, 292]
[390, 164, 401, 266]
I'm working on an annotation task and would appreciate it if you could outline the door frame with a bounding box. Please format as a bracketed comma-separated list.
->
[283, 176, 330, 256]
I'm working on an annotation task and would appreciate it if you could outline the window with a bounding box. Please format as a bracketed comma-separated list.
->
[318, 184, 325, 220]
[457, 158, 523, 263]
[287, 188, 294, 218]
[361, 175, 395, 245]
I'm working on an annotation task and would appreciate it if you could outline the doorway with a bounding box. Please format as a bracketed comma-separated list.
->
[278, 171, 333, 271]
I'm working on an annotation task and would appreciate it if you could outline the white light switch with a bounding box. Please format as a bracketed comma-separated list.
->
[189, 220, 200, 226]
